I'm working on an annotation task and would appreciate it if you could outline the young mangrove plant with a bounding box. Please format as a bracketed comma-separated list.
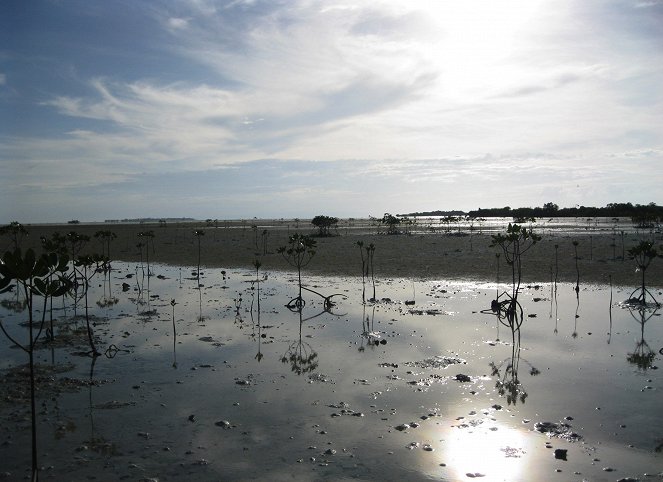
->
[0, 248, 71, 482]
[137, 231, 155, 277]
[490, 223, 541, 302]
[366, 243, 376, 301]
[171, 299, 177, 368]
[626, 240, 660, 306]
[357, 241, 366, 303]
[193, 229, 205, 284]
[93, 230, 116, 265]
[572, 240, 580, 293]
[278, 234, 317, 310]
[0, 221, 28, 251]
[75, 254, 109, 357]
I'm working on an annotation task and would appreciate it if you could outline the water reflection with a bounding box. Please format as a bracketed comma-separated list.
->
[280, 309, 319, 375]
[626, 306, 658, 370]
[485, 296, 540, 405]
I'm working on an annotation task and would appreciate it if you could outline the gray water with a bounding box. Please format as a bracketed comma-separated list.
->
[0, 263, 661, 481]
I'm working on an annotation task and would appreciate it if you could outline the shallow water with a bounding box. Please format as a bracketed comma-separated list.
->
[0, 263, 661, 481]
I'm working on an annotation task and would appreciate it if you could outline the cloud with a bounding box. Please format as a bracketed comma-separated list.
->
[167, 17, 189, 30]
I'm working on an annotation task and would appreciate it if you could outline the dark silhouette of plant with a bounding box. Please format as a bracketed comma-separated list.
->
[93, 230, 116, 262]
[0, 221, 28, 251]
[251, 224, 259, 252]
[626, 241, 659, 306]
[0, 248, 71, 482]
[171, 299, 177, 368]
[572, 240, 580, 293]
[137, 231, 155, 277]
[357, 241, 366, 303]
[75, 254, 108, 357]
[380, 213, 401, 235]
[366, 243, 376, 301]
[261, 229, 269, 255]
[490, 223, 541, 301]
[311, 215, 338, 237]
[278, 234, 316, 310]
[193, 229, 205, 284]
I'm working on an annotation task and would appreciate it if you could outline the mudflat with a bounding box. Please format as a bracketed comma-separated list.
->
[18, 219, 663, 288]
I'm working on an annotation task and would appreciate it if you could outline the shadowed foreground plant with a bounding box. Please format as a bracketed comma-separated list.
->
[0, 248, 71, 482]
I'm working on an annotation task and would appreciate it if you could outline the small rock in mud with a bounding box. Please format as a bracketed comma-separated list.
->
[215, 420, 233, 429]
[534, 421, 582, 442]
[554, 448, 567, 460]
[454, 374, 471, 382]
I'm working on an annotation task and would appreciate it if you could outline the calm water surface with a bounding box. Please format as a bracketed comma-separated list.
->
[0, 262, 661, 481]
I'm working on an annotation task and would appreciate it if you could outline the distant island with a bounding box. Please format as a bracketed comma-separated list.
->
[403, 202, 662, 225]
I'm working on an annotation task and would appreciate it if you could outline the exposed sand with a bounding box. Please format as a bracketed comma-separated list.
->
[16, 220, 663, 288]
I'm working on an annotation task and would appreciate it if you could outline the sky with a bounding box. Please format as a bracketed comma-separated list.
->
[1, 0, 662, 223]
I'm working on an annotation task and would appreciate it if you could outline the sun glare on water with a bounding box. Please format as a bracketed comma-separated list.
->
[444, 422, 529, 481]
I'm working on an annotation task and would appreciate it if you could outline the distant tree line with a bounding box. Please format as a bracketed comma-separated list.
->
[468, 202, 663, 226]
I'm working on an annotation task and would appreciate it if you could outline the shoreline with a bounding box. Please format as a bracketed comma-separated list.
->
[11, 221, 663, 289]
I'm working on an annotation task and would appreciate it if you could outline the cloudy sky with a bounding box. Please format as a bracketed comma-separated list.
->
[1, 0, 662, 223]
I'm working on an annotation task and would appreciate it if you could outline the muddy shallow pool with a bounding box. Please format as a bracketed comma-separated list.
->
[1, 263, 662, 481]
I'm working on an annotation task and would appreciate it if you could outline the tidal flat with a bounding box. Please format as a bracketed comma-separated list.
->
[1, 260, 661, 481]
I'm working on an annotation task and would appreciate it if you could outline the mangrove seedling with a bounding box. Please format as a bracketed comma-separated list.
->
[193, 229, 205, 283]
[490, 223, 541, 301]
[277, 234, 317, 310]
[75, 254, 109, 357]
[137, 231, 155, 277]
[171, 299, 177, 368]
[572, 240, 580, 293]
[366, 243, 376, 302]
[626, 241, 660, 306]
[0, 221, 28, 251]
[93, 230, 117, 263]
[0, 248, 71, 482]
[357, 241, 366, 303]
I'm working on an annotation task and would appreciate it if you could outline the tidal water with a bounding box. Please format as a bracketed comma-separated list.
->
[0, 262, 661, 481]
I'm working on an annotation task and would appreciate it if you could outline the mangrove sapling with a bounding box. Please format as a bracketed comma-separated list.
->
[357, 241, 366, 303]
[75, 254, 109, 357]
[572, 240, 580, 293]
[261, 229, 269, 255]
[626, 241, 660, 306]
[193, 229, 205, 284]
[278, 234, 317, 310]
[137, 231, 155, 277]
[489, 223, 541, 315]
[171, 299, 177, 368]
[93, 230, 116, 260]
[366, 243, 376, 302]
[0, 248, 71, 482]
[0, 221, 29, 251]
[66, 231, 90, 314]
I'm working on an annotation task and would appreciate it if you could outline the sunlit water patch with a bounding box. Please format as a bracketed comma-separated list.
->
[0, 263, 661, 481]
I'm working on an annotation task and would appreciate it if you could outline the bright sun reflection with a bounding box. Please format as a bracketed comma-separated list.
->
[445, 421, 529, 481]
